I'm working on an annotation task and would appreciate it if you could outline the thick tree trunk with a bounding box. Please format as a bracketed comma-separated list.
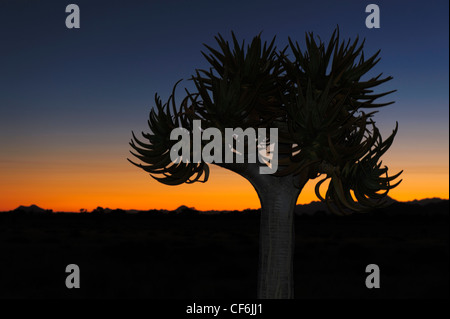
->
[255, 176, 302, 299]
[218, 162, 308, 299]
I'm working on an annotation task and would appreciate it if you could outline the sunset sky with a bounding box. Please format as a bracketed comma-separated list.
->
[0, 0, 448, 212]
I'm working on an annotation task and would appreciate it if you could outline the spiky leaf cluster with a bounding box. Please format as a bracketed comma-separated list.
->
[128, 81, 209, 185]
[129, 28, 402, 212]
[274, 29, 402, 212]
[188, 32, 285, 129]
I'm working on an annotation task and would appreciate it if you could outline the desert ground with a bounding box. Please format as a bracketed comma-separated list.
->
[0, 200, 448, 299]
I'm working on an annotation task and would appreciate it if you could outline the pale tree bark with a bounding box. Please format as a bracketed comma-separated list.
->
[255, 176, 301, 299]
[218, 162, 308, 299]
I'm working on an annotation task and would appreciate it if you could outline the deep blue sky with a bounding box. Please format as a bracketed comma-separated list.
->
[1, 0, 448, 138]
[0, 0, 448, 210]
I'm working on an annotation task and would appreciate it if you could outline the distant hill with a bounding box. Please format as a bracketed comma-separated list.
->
[294, 196, 397, 216]
[13, 204, 49, 214]
[295, 197, 448, 217]
[406, 198, 445, 206]
[5, 198, 448, 217]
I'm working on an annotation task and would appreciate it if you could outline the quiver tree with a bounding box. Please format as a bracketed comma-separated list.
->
[128, 28, 402, 299]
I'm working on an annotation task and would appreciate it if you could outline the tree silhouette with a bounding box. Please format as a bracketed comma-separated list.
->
[128, 28, 402, 299]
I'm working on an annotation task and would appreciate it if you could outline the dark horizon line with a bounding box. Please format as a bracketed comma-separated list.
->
[3, 197, 448, 214]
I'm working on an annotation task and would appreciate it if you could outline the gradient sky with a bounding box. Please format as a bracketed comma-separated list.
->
[0, 0, 448, 212]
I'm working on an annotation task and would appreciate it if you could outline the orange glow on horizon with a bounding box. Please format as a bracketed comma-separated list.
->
[0, 154, 448, 212]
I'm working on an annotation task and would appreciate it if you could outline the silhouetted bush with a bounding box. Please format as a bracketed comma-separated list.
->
[91, 206, 105, 214]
